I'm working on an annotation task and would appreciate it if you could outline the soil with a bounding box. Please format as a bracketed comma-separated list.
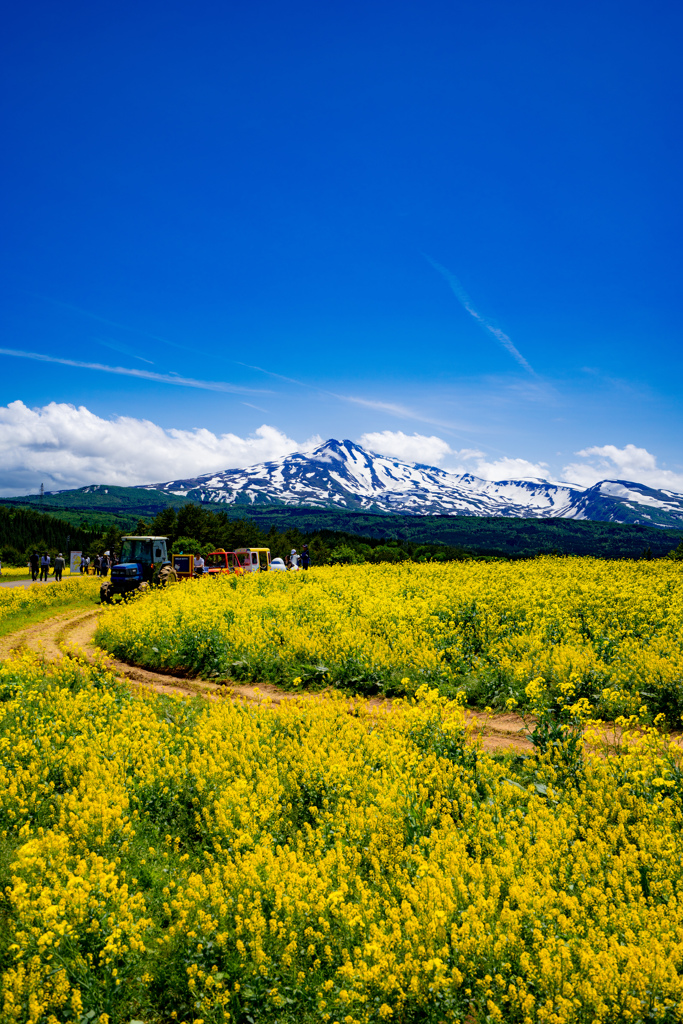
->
[6, 606, 653, 757]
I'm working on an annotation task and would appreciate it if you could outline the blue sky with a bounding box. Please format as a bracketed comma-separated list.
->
[1, 0, 682, 494]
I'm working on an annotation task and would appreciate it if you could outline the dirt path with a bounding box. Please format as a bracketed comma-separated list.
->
[0, 607, 533, 753]
[5, 608, 681, 760]
[0, 607, 102, 662]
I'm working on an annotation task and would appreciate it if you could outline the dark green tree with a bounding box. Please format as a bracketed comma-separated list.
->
[103, 525, 122, 557]
[176, 505, 213, 544]
[150, 506, 178, 541]
[328, 543, 364, 565]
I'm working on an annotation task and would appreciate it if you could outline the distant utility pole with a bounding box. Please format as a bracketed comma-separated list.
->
[40, 483, 44, 501]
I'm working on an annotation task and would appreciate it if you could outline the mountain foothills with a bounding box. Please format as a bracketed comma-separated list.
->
[148, 438, 683, 527]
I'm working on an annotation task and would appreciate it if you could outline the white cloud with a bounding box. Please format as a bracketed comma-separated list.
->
[562, 444, 683, 492]
[463, 456, 552, 481]
[362, 433, 683, 490]
[359, 430, 550, 481]
[0, 401, 312, 496]
[5, 406, 678, 502]
[358, 430, 469, 466]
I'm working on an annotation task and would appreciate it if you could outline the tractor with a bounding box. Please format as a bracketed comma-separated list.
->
[100, 536, 177, 604]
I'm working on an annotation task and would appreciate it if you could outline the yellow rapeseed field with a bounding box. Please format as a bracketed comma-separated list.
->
[0, 649, 681, 1023]
[96, 558, 683, 720]
[0, 576, 100, 628]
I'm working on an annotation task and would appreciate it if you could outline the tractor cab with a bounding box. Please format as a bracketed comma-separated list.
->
[105, 536, 171, 601]
[234, 547, 271, 573]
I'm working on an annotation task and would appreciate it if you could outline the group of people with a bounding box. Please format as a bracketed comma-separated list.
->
[80, 553, 114, 576]
[23, 551, 117, 581]
[286, 544, 310, 570]
[28, 551, 66, 582]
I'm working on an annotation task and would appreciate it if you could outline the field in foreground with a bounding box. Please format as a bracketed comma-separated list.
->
[96, 558, 683, 722]
[0, 577, 100, 639]
[0, 650, 682, 1024]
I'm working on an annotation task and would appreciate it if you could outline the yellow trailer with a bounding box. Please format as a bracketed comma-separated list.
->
[234, 548, 271, 572]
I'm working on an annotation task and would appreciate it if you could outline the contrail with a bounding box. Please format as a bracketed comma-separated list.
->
[241, 402, 270, 413]
[94, 337, 155, 364]
[34, 295, 206, 355]
[0, 347, 270, 394]
[238, 360, 471, 432]
[235, 361, 307, 388]
[424, 255, 536, 375]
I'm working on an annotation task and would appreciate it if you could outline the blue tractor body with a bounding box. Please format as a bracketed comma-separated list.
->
[103, 536, 171, 602]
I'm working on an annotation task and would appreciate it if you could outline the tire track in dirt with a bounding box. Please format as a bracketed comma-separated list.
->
[0, 608, 101, 662]
[0, 608, 533, 752]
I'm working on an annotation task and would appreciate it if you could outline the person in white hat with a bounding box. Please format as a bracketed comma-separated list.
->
[290, 549, 300, 569]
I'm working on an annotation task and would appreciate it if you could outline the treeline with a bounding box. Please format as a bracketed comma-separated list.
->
[3, 500, 683, 567]
[231, 507, 683, 560]
[116, 504, 475, 565]
[124, 504, 683, 565]
[0, 506, 101, 565]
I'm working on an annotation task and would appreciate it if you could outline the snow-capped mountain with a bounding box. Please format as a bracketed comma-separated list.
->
[145, 438, 683, 526]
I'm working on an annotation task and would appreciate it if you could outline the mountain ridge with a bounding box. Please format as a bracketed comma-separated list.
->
[5, 438, 682, 528]
[148, 438, 683, 527]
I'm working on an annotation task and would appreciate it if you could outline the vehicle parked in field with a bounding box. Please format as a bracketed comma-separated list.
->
[171, 547, 273, 581]
[235, 548, 271, 572]
[204, 549, 245, 575]
[101, 536, 176, 603]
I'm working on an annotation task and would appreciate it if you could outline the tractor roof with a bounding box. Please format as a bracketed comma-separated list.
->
[121, 536, 169, 541]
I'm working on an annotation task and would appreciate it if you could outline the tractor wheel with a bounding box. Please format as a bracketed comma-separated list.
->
[155, 564, 178, 588]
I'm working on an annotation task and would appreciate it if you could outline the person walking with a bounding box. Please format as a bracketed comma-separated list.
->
[29, 551, 40, 581]
[301, 544, 311, 570]
[80, 555, 86, 575]
[93, 554, 101, 576]
[54, 552, 65, 582]
[100, 553, 109, 578]
[40, 552, 50, 581]
[290, 549, 300, 570]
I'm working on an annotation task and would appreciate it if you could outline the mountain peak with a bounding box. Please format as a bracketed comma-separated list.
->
[310, 438, 370, 464]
